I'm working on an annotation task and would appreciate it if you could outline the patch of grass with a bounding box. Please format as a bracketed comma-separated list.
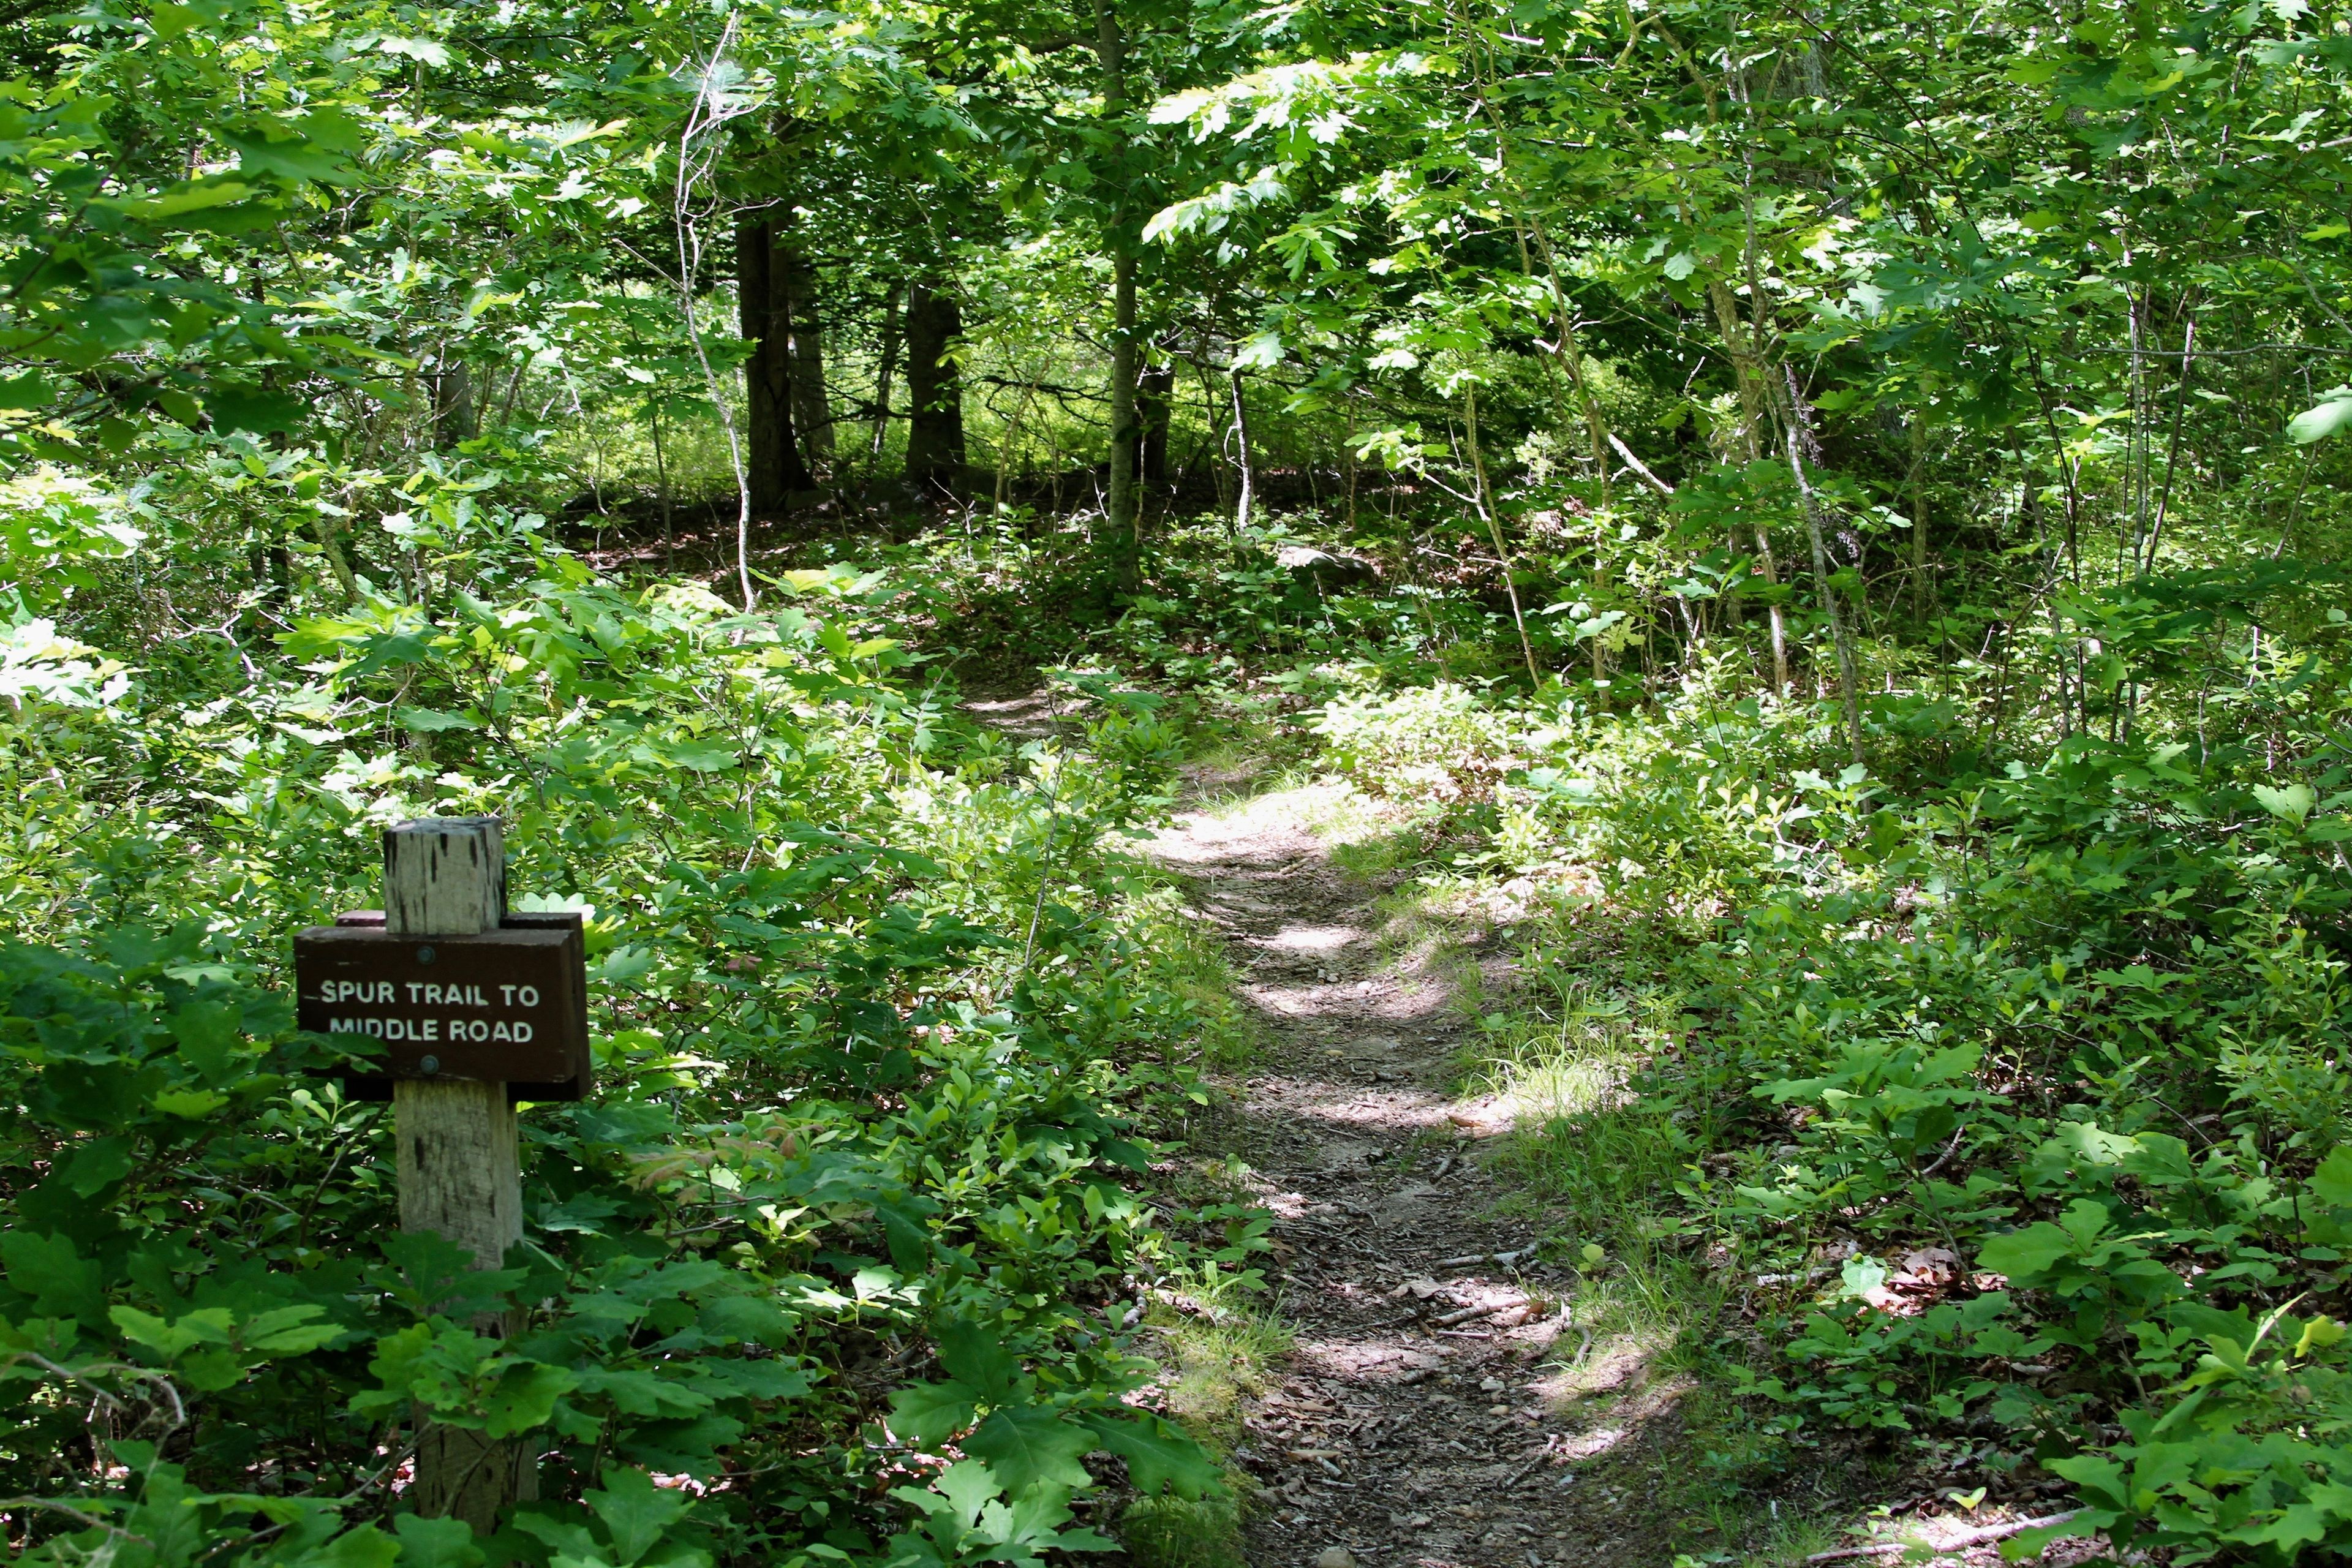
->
[1131, 1262, 1283, 1568]
[1119, 882, 1262, 1072]
[1117, 1490, 1251, 1568]
[1152, 1265, 1294, 1447]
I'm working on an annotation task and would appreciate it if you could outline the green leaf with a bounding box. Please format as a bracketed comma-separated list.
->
[2254, 783, 2316, 823]
[2310, 1146, 2352, 1208]
[586, 1466, 695, 1567]
[243, 1303, 339, 1355]
[311, 1526, 402, 1568]
[153, 1088, 228, 1118]
[0, 372, 51, 410]
[934, 1319, 1022, 1398]
[204, 383, 303, 435]
[483, 1360, 578, 1437]
[59, 1135, 135, 1196]
[395, 706, 481, 733]
[888, 1379, 980, 1445]
[113, 1304, 232, 1358]
[222, 109, 364, 184]
[169, 1000, 244, 1084]
[1077, 1411, 1224, 1499]
[4, 1231, 105, 1325]
[393, 1515, 485, 1568]
[113, 178, 259, 222]
[1978, 1223, 2073, 1284]
[664, 741, 739, 772]
[695, 1294, 796, 1349]
[964, 1406, 1096, 1493]
[2288, 391, 2352, 444]
[377, 36, 453, 66]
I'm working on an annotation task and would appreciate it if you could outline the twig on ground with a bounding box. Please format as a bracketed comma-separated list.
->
[1801, 1509, 2083, 1562]
[1431, 1301, 1510, 1327]
[1433, 1245, 1537, 1269]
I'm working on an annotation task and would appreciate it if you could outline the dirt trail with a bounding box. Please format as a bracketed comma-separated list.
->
[1143, 788, 1695, 1568]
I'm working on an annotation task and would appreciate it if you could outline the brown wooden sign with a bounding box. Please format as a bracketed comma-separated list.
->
[295, 910, 592, 1101]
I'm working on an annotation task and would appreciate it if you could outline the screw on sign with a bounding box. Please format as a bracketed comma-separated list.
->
[292, 817, 592, 1532]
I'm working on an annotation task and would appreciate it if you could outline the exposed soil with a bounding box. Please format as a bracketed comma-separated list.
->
[956, 688, 2097, 1568]
[1138, 780, 2103, 1568]
[1142, 787, 1704, 1568]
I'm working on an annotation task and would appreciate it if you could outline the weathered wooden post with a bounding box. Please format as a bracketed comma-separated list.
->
[293, 815, 593, 1533]
[385, 817, 527, 1528]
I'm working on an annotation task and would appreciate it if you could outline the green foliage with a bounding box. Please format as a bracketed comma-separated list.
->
[0, 484, 1242, 1561]
[1254, 554, 2352, 1555]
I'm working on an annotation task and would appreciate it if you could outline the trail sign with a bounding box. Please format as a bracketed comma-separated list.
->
[295, 911, 590, 1099]
[302, 815, 589, 1530]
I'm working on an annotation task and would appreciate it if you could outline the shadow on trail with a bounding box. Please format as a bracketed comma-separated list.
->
[1144, 785, 1730, 1568]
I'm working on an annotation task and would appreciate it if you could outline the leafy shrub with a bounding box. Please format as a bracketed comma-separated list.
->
[0, 535, 1235, 1563]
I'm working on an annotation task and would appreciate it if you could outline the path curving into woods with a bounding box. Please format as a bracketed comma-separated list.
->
[1143, 783, 1698, 1568]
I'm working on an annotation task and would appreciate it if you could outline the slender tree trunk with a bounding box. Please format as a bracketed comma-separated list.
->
[1707, 278, 1790, 699]
[869, 284, 902, 467]
[997, 377, 1035, 512]
[783, 243, 831, 471]
[312, 516, 358, 600]
[1137, 355, 1174, 493]
[2139, 313, 2196, 578]
[650, 397, 675, 569]
[432, 358, 479, 448]
[1344, 396, 1358, 528]
[903, 279, 965, 498]
[1107, 251, 1139, 584]
[737, 214, 813, 513]
[1093, 0, 1141, 592]
[1466, 383, 1541, 685]
[1228, 365, 1253, 537]
[1909, 408, 1931, 619]
[1779, 366, 1866, 766]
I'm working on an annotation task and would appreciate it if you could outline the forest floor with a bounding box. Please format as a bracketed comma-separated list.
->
[1139, 770, 1710, 1568]
[962, 690, 2094, 1567]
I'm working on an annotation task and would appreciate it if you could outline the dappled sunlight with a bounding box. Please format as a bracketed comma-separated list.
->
[1143, 777, 1736, 1567]
[1242, 979, 1455, 1022]
[1531, 1325, 1674, 1411]
[1264, 923, 1368, 953]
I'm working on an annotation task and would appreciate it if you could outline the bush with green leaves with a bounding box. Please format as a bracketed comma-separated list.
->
[0, 518, 1237, 1564]
[1262, 560, 2352, 1560]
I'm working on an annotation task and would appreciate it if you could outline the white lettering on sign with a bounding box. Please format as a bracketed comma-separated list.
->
[328, 1016, 442, 1041]
[400, 982, 496, 1006]
[322, 1017, 536, 1042]
[315, 979, 399, 1005]
[445, 1018, 535, 1043]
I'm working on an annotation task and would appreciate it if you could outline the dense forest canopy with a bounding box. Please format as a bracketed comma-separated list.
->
[7, 0, 2352, 1558]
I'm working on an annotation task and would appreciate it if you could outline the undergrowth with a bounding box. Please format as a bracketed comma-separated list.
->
[0, 516, 1262, 1566]
[860, 512, 2352, 1561]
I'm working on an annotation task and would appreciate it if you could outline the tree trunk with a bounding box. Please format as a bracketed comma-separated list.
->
[1227, 364, 1253, 537]
[1465, 383, 1541, 685]
[869, 284, 902, 467]
[904, 279, 965, 498]
[783, 244, 831, 470]
[650, 396, 675, 568]
[432, 358, 478, 448]
[1106, 251, 1139, 584]
[1093, 0, 1140, 592]
[737, 214, 813, 514]
[1778, 366, 1868, 766]
[1910, 408, 1931, 619]
[1137, 356, 1174, 493]
[1706, 278, 1791, 700]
